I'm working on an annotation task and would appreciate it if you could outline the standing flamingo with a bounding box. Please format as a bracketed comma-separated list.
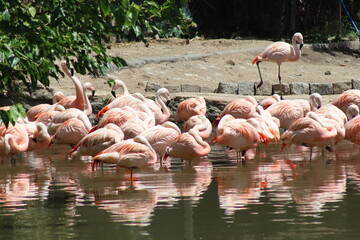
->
[0, 123, 29, 158]
[344, 104, 360, 146]
[183, 114, 212, 140]
[93, 135, 157, 186]
[143, 88, 171, 125]
[214, 96, 257, 126]
[56, 61, 86, 111]
[332, 89, 360, 113]
[139, 121, 181, 165]
[50, 118, 90, 147]
[174, 96, 206, 122]
[68, 123, 124, 159]
[252, 32, 304, 99]
[281, 112, 337, 160]
[164, 129, 211, 164]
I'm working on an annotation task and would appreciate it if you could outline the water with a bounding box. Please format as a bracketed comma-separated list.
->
[1, 142, 360, 239]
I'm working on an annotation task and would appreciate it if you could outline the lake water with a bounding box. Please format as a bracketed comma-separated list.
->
[1, 141, 360, 240]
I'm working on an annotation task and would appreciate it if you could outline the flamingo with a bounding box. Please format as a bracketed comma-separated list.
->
[109, 78, 130, 98]
[0, 123, 29, 158]
[211, 115, 270, 162]
[174, 96, 206, 122]
[266, 94, 320, 130]
[281, 112, 337, 160]
[252, 32, 304, 99]
[344, 104, 360, 146]
[139, 121, 181, 165]
[183, 114, 212, 140]
[48, 108, 92, 135]
[143, 88, 171, 125]
[214, 96, 257, 127]
[314, 93, 347, 127]
[68, 123, 124, 159]
[23, 122, 51, 151]
[164, 129, 211, 164]
[56, 61, 86, 111]
[92, 135, 157, 185]
[50, 118, 90, 147]
[258, 94, 281, 110]
[332, 89, 360, 113]
[25, 92, 65, 121]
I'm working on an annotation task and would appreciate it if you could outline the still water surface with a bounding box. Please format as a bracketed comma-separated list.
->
[1, 142, 360, 239]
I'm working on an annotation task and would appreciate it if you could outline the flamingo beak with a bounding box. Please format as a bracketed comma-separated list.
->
[111, 90, 116, 98]
[166, 100, 171, 107]
[92, 90, 96, 98]
[300, 44, 304, 50]
[163, 154, 169, 162]
[280, 142, 287, 152]
[210, 136, 217, 144]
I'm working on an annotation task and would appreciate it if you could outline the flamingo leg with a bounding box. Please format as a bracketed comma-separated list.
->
[256, 61, 264, 88]
[278, 64, 283, 100]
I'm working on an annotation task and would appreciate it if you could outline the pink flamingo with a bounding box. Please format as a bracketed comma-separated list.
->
[0, 123, 29, 158]
[109, 78, 130, 98]
[48, 108, 92, 135]
[93, 135, 157, 185]
[68, 123, 124, 159]
[252, 32, 304, 99]
[56, 61, 87, 111]
[344, 104, 360, 146]
[164, 129, 211, 164]
[214, 96, 257, 127]
[26, 92, 65, 121]
[23, 122, 51, 151]
[50, 118, 90, 147]
[281, 112, 337, 160]
[258, 94, 281, 110]
[211, 115, 270, 162]
[183, 114, 212, 140]
[139, 121, 181, 165]
[143, 88, 171, 125]
[174, 96, 206, 122]
[332, 89, 360, 113]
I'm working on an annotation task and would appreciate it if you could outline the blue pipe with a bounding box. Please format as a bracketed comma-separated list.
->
[338, 0, 360, 38]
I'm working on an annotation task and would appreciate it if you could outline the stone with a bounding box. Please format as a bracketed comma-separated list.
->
[272, 83, 290, 95]
[216, 82, 238, 94]
[332, 82, 352, 94]
[165, 84, 181, 93]
[201, 86, 214, 93]
[290, 82, 310, 95]
[145, 81, 163, 92]
[309, 83, 333, 95]
[181, 84, 201, 92]
[237, 82, 255, 95]
[352, 79, 360, 89]
[255, 82, 272, 96]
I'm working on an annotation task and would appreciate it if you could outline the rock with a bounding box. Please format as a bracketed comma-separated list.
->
[127, 59, 146, 68]
[165, 84, 181, 93]
[255, 82, 272, 96]
[290, 82, 310, 95]
[332, 82, 352, 94]
[309, 83, 333, 95]
[145, 81, 163, 92]
[181, 84, 201, 92]
[325, 71, 331, 75]
[216, 82, 238, 94]
[237, 82, 255, 95]
[201, 86, 215, 93]
[272, 83, 290, 95]
[352, 79, 360, 89]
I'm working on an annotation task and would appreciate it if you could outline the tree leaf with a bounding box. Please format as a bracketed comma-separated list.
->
[29, 6, 36, 17]
[2, 9, 10, 21]
[100, 0, 111, 17]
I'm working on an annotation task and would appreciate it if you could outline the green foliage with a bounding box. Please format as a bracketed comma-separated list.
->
[0, 0, 196, 94]
[0, 104, 26, 128]
[306, 19, 359, 43]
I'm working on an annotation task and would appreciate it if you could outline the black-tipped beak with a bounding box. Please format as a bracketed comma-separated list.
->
[300, 44, 304, 50]
[166, 100, 171, 107]
[111, 90, 116, 98]
[92, 90, 96, 98]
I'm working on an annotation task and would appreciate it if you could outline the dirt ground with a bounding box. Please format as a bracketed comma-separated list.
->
[49, 38, 360, 104]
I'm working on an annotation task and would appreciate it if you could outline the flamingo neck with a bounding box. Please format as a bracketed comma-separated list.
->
[119, 81, 129, 95]
[156, 94, 170, 122]
[83, 85, 92, 116]
[189, 130, 209, 150]
[193, 116, 209, 132]
[63, 66, 85, 110]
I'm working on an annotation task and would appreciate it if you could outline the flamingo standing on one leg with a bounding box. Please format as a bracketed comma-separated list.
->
[92, 135, 157, 187]
[252, 32, 304, 100]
